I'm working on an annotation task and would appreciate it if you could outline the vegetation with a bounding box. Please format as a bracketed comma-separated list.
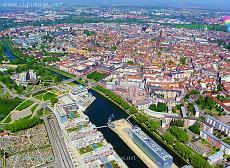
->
[170, 119, 184, 127]
[174, 23, 225, 32]
[50, 97, 58, 106]
[223, 137, 230, 144]
[45, 66, 75, 78]
[31, 104, 39, 113]
[169, 126, 188, 142]
[32, 90, 47, 97]
[127, 60, 135, 64]
[0, 98, 22, 121]
[94, 85, 137, 114]
[42, 92, 57, 101]
[83, 30, 96, 36]
[4, 116, 43, 132]
[0, 39, 7, 63]
[135, 113, 160, 131]
[216, 95, 229, 101]
[162, 132, 175, 145]
[189, 122, 201, 134]
[180, 57, 186, 65]
[162, 130, 211, 168]
[79, 145, 94, 154]
[15, 100, 33, 111]
[0, 76, 25, 94]
[149, 102, 167, 112]
[216, 39, 230, 50]
[87, 71, 107, 82]
[196, 96, 224, 114]
[188, 103, 195, 112]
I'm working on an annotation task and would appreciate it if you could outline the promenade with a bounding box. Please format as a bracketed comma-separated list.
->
[110, 119, 178, 168]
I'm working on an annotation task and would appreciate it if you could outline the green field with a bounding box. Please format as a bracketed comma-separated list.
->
[87, 71, 107, 81]
[15, 100, 34, 111]
[79, 145, 94, 154]
[32, 90, 47, 97]
[42, 92, 57, 101]
[46, 66, 75, 78]
[0, 98, 23, 121]
[34, 94, 44, 100]
[0, 85, 4, 94]
[31, 104, 39, 113]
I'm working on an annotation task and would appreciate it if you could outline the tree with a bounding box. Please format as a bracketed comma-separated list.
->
[189, 122, 200, 134]
[169, 126, 188, 142]
[136, 113, 148, 123]
[50, 97, 58, 106]
[217, 84, 223, 91]
[170, 119, 184, 127]
[145, 119, 159, 131]
[162, 132, 174, 145]
[188, 103, 194, 112]
[180, 57, 186, 65]
[149, 102, 167, 112]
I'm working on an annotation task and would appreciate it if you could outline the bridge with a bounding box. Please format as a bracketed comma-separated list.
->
[95, 114, 115, 129]
[95, 114, 135, 129]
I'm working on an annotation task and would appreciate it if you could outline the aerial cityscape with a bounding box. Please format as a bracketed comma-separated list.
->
[0, 0, 230, 168]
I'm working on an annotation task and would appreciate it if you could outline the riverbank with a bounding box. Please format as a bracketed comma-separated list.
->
[110, 119, 178, 168]
[92, 87, 189, 167]
[46, 66, 76, 78]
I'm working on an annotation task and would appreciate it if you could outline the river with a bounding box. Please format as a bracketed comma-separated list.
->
[4, 44, 187, 168]
[3, 41, 17, 60]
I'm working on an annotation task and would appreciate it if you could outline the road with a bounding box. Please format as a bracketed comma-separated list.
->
[43, 113, 74, 168]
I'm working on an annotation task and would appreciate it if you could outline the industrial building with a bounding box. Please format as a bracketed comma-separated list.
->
[129, 126, 173, 168]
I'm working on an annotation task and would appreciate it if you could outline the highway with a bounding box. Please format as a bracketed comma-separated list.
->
[44, 114, 74, 168]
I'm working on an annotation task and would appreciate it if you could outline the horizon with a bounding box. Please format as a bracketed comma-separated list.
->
[0, 0, 230, 9]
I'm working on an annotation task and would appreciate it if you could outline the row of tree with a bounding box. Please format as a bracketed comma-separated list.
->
[135, 113, 160, 131]
[4, 116, 43, 132]
[169, 126, 188, 142]
[162, 130, 211, 168]
[149, 102, 167, 112]
[94, 85, 137, 114]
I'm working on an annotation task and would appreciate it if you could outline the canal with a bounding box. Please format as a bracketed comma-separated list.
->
[4, 43, 187, 168]
[3, 41, 17, 60]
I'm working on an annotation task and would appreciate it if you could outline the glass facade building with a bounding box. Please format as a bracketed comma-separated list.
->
[129, 126, 173, 168]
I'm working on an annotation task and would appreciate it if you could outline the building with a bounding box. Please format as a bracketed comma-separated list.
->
[200, 130, 230, 155]
[11, 70, 37, 86]
[129, 126, 173, 168]
[54, 103, 79, 123]
[207, 151, 224, 165]
[205, 115, 230, 137]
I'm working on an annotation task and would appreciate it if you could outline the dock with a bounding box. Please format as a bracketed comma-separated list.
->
[110, 119, 178, 168]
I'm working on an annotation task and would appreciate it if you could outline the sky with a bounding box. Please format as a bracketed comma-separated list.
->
[1, 0, 230, 9]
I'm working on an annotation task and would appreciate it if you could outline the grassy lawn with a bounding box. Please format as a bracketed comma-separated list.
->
[31, 104, 39, 113]
[110, 160, 119, 168]
[32, 90, 47, 97]
[42, 92, 57, 101]
[2, 115, 11, 123]
[0, 98, 23, 121]
[26, 85, 34, 92]
[0, 92, 10, 99]
[0, 85, 4, 94]
[46, 66, 76, 78]
[66, 126, 80, 132]
[79, 145, 94, 154]
[15, 100, 34, 111]
[96, 142, 103, 147]
[87, 71, 107, 81]
[34, 94, 44, 100]
[67, 82, 76, 86]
